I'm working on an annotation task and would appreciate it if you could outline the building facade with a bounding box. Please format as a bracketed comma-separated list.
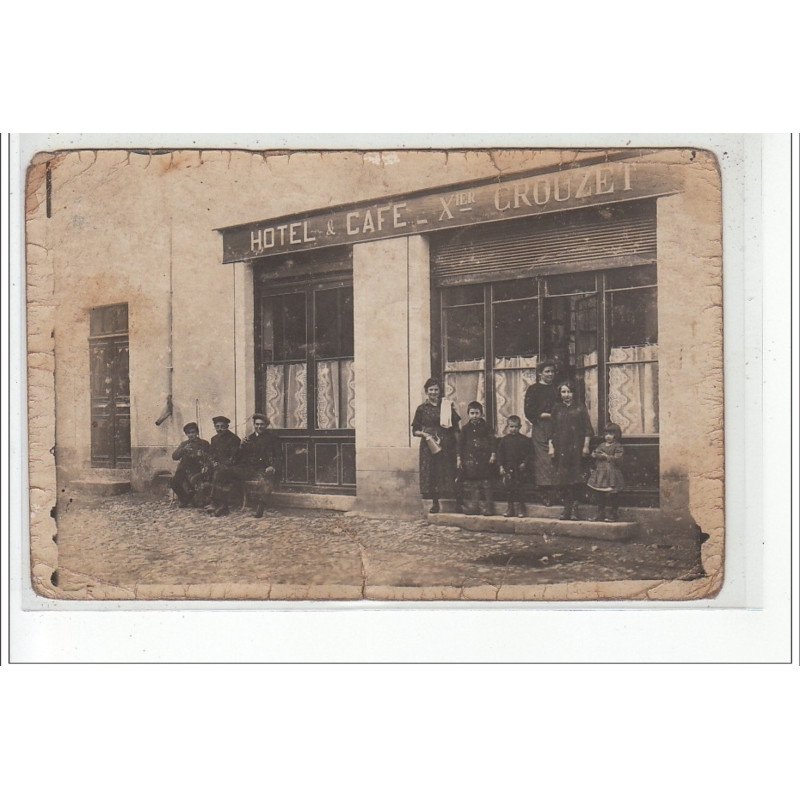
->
[26, 147, 723, 569]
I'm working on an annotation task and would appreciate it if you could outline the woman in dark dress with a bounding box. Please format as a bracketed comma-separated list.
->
[523, 361, 559, 505]
[411, 377, 461, 514]
[549, 381, 594, 520]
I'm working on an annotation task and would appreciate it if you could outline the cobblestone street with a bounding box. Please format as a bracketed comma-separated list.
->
[52, 493, 705, 600]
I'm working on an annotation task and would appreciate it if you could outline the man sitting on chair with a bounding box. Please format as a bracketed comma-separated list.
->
[170, 422, 210, 508]
[234, 413, 281, 518]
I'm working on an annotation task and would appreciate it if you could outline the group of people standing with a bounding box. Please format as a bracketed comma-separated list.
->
[170, 413, 280, 518]
[412, 362, 626, 522]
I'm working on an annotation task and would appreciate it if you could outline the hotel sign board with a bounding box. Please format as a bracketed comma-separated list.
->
[219, 159, 680, 263]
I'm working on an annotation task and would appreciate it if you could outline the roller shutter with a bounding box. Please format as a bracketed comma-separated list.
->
[431, 200, 656, 287]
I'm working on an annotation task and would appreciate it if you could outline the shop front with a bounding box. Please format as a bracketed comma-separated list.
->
[218, 150, 717, 528]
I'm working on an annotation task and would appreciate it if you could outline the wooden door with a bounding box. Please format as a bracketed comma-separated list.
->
[89, 305, 131, 467]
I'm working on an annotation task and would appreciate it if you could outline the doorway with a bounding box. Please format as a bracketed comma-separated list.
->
[89, 303, 131, 468]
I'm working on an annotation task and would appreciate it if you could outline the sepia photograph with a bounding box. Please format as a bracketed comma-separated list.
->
[25, 144, 724, 601]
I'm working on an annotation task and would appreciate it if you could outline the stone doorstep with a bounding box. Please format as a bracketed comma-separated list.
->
[270, 492, 355, 512]
[68, 479, 132, 496]
[428, 512, 639, 541]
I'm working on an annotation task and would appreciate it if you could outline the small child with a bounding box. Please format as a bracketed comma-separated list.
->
[587, 423, 625, 521]
[457, 401, 496, 516]
[497, 415, 531, 518]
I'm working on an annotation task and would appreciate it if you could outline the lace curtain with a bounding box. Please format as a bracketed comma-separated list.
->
[265, 363, 308, 429]
[578, 351, 599, 432]
[444, 359, 485, 424]
[493, 355, 538, 436]
[608, 344, 659, 434]
[316, 359, 356, 429]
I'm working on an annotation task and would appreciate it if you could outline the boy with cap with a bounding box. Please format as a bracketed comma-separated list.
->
[234, 413, 281, 518]
[208, 415, 242, 516]
[170, 422, 211, 508]
[457, 400, 496, 516]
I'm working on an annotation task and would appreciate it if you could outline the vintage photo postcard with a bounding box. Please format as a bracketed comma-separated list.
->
[25, 145, 723, 601]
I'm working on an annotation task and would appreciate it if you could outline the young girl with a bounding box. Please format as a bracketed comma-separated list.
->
[587, 423, 625, 522]
[549, 381, 594, 521]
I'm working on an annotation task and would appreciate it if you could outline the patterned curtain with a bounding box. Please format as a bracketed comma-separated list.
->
[444, 359, 485, 424]
[265, 363, 308, 429]
[342, 359, 356, 429]
[608, 344, 659, 434]
[579, 350, 599, 432]
[493, 355, 538, 436]
[317, 359, 356, 429]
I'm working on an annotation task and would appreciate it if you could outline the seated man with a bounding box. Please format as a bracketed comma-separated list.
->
[207, 415, 242, 516]
[170, 422, 211, 508]
[235, 413, 281, 518]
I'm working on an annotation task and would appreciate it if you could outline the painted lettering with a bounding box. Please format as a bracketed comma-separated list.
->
[303, 221, 316, 243]
[393, 202, 407, 228]
[623, 163, 632, 191]
[289, 222, 302, 245]
[362, 209, 375, 233]
[553, 176, 571, 202]
[513, 183, 532, 208]
[595, 167, 614, 195]
[575, 170, 593, 199]
[532, 178, 550, 206]
[346, 211, 360, 235]
[263, 227, 275, 248]
[251, 229, 262, 251]
[276, 224, 288, 246]
[494, 186, 511, 211]
[376, 205, 391, 231]
[439, 195, 454, 220]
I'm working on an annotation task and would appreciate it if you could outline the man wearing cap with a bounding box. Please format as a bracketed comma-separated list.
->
[170, 422, 211, 508]
[208, 415, 242, 516]
[235, 413, 281, 518]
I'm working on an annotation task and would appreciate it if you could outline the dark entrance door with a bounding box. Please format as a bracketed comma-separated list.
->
[253, 248, 356, 493]
[89, 304, 131, 468]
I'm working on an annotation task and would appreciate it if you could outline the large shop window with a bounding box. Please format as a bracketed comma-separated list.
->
[255, 259, 355, 491]
[432, 202, 659, 502]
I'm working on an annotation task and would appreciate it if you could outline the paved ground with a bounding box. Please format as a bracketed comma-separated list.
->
[54, 493, 704, 597]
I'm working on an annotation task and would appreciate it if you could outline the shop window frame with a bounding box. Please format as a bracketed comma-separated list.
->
[432, 265, 659, 506]
[254, 268, 355, 494]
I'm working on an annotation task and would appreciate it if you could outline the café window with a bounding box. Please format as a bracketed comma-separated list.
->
[254, 249, 355, 490]
[432, 203, 660, 501]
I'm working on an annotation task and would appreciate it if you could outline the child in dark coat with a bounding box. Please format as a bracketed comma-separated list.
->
[457, 401, 496, 516]
[497, 415, 532, 518]
[587, 422, 625, 521]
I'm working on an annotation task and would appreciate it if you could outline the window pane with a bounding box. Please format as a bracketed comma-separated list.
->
[445, 305, 484, 362]
[444, 369, 485, 427]
[314, 289, 338, 359]
[543, 293, 599, 418]
[284, 442, 309, 483]
[274, 293, 307, 360]
[315, 287, 354, 359]
[315, 443, 340, 485]
[340, 289, 354, 357]
[608, 357, 659, 434]
[341, 444, 356, 485]
[443, 284, 483, 306]
[493, 298, 538, 358]
[542, 294, 598, 372]
[546, 273, 596, 295]
[617, 443, 659, 489]
[265, 363, 308, 429]
[261, 300, 275, 361]
[316, 359, 355, 430]
[492, 278, 537, 301]
[607, 264, 657, 289]
[608, 287, 658, 347]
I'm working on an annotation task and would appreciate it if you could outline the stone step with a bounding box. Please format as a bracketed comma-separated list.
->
[428, 512, 639, 541]
[69, 479, 131, 497]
